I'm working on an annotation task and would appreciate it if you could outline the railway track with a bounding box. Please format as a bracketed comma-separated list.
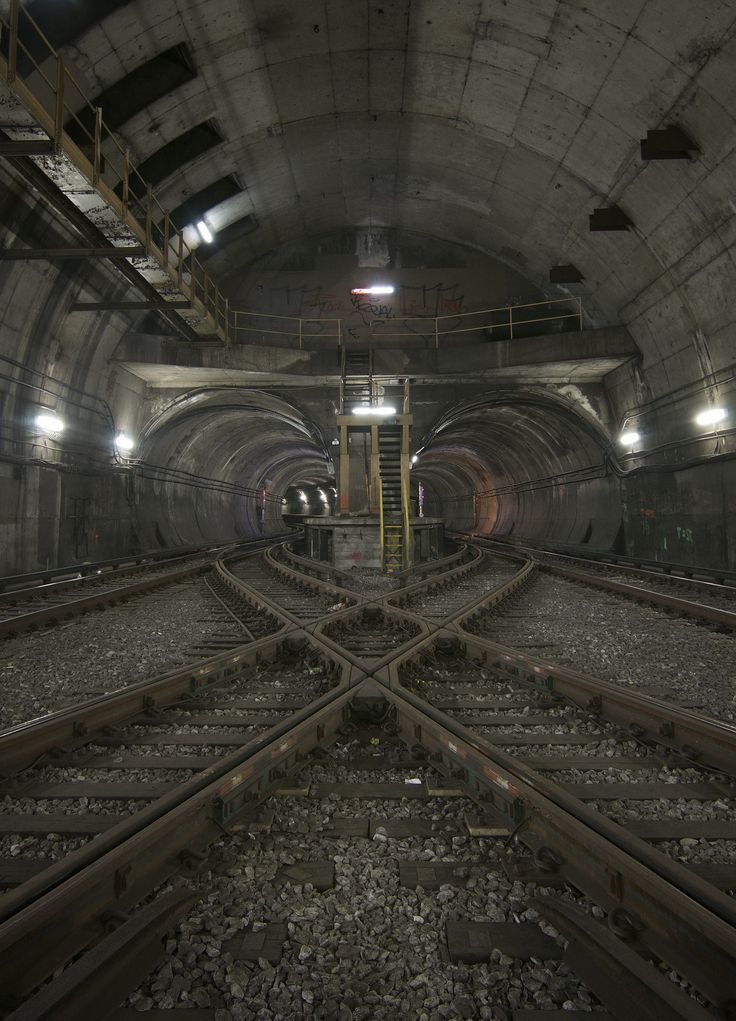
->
[0, 540, 734, 1019]
[0, 538, 278, 640]
[470, 533, 736, 613]
[460, 566, 735, 722]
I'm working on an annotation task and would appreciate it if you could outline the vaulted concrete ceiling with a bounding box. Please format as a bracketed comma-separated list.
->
[43, 0, 735, 395]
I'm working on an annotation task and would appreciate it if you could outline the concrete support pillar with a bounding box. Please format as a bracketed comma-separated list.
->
[338, 421, 350, 515]
[370, 424, 380, 514]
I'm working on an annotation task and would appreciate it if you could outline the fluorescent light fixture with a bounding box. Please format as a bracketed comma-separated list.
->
[196, 220, 213, 243]
[695, 407, 727, 427]
[411, 454, 418, 464]
[35, 412, 64, 434]
[619, 430, 640, 445]
[350, 285, 394, 296]
[115, 433, 135, 453]
[351, 405, 397, 417]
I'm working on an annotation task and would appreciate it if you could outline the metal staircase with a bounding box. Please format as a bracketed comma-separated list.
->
[379, 425, 407, 572]
[341, 349, 372, 411]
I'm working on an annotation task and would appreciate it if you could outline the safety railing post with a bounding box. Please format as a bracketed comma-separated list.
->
[434, 317, 439, 350]
[299, 319, 303, 351]
[379, 480, 385, 572]
[121, 149, 130, 218]
[92, 106, 103, 185]
[7, 0, 19, 83]
[225, 297, 230, 346]
[145, 183, 153, 254]
[578, 296, 583, 331]
[54, 53, 65, 151]
[509, 304, 514, 340]
[177, 231, 184, 289]
[163, 212, 170, 267]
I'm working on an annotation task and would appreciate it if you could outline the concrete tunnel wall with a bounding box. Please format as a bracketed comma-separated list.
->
[2, 2, 736, 572]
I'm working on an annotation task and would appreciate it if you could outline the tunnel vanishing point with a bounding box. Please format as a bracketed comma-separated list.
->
[0, 0, 734, 576]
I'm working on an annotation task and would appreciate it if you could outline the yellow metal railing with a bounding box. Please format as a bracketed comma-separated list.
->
[378, 479, 385, 571]
[231, 308, 342, 350]
[370, 296, 583, 348]
[402, 472, 411, 570]
[0, 0, 231, 341]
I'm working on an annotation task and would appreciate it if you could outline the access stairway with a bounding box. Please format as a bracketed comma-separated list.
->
[341, 349, 372, 411]
[379, 425, 407, 572]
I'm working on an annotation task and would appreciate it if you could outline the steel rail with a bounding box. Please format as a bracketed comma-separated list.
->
[1, 673, 735, 1014]
[215, 554, 361, 631]
[384, 542, 487, 607]
[0, 536, 282, 596]
[466, 532, 736, 591]
[0, 563, 210, 639]
[453, 627, 736, 776]
[262, 545, 366, 606]
[537, 560, 736, 630]
[0, 658, 357, 1001]
[0, 538, 496, 774]
[372, 677, 736, 1011]
[0, 627, 295, 775]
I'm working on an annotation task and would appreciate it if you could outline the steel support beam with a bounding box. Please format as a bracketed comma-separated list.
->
[0, 140, 55, 156]
[70, 300, 191, 312]
[0, 247, 146, 261]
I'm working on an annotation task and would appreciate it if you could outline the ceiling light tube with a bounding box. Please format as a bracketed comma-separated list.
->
[351, 405, 397, 417]
[350, 286, 394, 295]
[695, 407, 727, 427]
[197, 220, 214, 243]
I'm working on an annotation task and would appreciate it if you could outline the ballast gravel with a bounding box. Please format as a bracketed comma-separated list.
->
[413, 662, 736, 877]
[125, 755, 611, 1019]
[467, 574, 736, 720]
[402, 555, 520, 620]
[0, 579, 246, 730]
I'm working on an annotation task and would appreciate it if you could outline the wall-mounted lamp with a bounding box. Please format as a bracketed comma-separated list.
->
[618, 430, 640, 445]
[115, 432, 135, 453]
[35, 412, 64, 434]
[695, 407, 727, 427]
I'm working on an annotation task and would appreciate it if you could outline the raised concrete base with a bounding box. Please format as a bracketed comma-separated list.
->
[303, 516, 444, 571]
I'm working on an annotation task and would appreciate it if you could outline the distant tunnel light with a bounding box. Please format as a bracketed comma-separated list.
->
[351, 405, 397, 417]
[695, 407, 728, 427]
[411, 454, 418, 464]
[196, 220, 214, 243]
[618, 430, 640, 445]
[298, 489, 309, 503]
[350, 285, 394, 295]
[115, 433, 135, 453]
[35, 412, 64, 434]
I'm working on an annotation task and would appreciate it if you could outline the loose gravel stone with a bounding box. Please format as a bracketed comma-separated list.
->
[467, 574, 735, 720]
[124, 753, 611, 1018]
[0, 579, 247, 730]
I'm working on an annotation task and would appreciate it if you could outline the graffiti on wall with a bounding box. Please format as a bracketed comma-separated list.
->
[248, 281, 465, 328]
